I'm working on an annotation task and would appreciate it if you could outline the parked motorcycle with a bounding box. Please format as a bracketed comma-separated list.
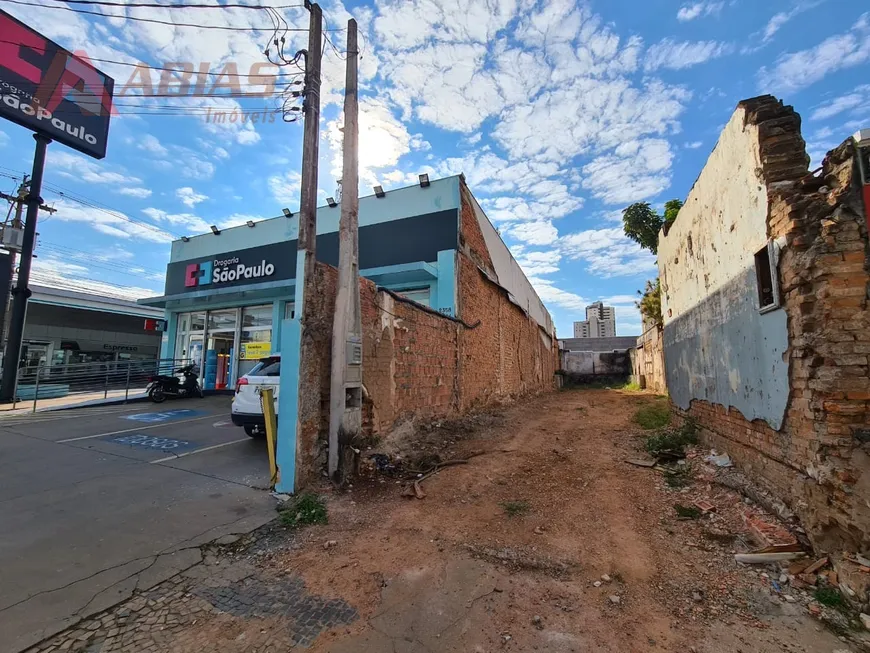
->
[147, 364, 204, 403]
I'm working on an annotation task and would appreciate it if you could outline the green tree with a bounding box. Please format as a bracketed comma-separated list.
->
[622, 199, 684, 255]
[622, 199, 683, 326]
[637, 278, 662, 325]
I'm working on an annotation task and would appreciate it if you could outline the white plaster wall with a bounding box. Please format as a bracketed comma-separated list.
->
[659, 108, 769, 322]
[658, 105, 790, 428]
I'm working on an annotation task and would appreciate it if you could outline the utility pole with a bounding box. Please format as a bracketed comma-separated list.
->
[295, 0, 323, 312]
[328, 18, 361, 481]
[0, 177, 30, 352]
[0, 134, 51, 402]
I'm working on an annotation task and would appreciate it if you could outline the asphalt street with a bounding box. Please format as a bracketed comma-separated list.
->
[0, 395, 274, 653]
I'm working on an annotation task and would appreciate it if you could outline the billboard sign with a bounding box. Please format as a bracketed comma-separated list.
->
[0, 9, 114, 159]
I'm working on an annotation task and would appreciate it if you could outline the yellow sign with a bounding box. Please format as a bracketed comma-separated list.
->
[240, 342, 271, 360]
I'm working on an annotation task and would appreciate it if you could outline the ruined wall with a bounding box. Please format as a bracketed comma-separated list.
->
[667, 95, 870, 553]
[562, 350, 630, 377]
[660, 99, 791, 428]
[297, 246, 559, 484]
[632, 321, 667, 394]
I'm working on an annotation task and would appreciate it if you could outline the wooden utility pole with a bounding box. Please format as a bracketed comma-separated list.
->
[295, 0, 323, 310]
[328, 18, 361, 481]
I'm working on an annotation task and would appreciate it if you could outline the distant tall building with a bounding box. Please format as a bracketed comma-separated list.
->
[573, 301, 616, 338]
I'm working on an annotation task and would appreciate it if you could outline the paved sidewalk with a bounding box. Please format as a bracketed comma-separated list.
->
[23, 527, 358, 653]
[0, 387, 148, 415]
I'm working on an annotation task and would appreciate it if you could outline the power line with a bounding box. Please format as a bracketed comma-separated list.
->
[41, 0, 303, 8]
[0, 0, 311, 31]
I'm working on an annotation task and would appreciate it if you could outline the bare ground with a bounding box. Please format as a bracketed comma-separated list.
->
[286, 389, 847, 652]
[28, 388, 854, 653]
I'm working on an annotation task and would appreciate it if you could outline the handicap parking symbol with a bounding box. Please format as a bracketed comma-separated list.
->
[107, 433, 196, 452]
[123, 409, 203, 423]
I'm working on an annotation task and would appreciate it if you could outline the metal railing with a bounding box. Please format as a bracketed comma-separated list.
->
[14, 358, 192, 412]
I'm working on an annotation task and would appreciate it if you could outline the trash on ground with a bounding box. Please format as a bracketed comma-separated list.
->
[625, 458, 658, 468]
[704, 450, 733, 467]
[734, 552, 806, 564]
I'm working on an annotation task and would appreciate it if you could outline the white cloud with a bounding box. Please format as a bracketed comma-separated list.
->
[143, 207, 211, 235]
[527, 276, 588, 312]
[677, 2, 724, 22]
[326, 97, 417, 187]
[176, 187, 208, 208]
[685, 141, 703, 149]
[810, 86, 870, 121]
[118, 187, 153, 198]
[51, 151, 142, 186]
[560, 227, 658, 278]
[0, 130, 8, 148]
[31, 257, 159, 300]
[582, 139, 673, 205]
[644, 39, 731, 71]
[758, 14, 870, 93]
[50, 199, 173, 243]
[138, 134, 168, 157]
[268, 170, 302, 206]
[762, 2, 823, 43]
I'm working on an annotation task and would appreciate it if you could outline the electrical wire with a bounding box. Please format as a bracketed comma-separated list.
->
[41, 0, 304, 8]
[0, 0, 312, 31]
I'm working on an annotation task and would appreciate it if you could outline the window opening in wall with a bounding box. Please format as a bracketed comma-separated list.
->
[395, 287, 431, 307]
[754, 241, 780, 311]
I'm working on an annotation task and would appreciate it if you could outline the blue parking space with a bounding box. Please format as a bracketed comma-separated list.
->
[122, 409, 206, 423]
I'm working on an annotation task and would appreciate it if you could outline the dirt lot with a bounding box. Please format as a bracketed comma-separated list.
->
[27, 388, 854, 653]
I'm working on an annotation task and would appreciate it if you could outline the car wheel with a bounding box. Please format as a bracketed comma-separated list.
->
[244, 424, 265, 438]
[149, 386, 166, 403]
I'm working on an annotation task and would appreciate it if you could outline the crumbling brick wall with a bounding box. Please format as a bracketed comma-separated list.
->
[672, 96, 870, 553]
[297, 250, 558, 484]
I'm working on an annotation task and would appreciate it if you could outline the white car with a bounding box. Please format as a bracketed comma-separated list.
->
[231, 354, 280, 437]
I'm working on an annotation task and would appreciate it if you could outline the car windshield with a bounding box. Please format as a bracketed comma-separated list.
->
[246, 356, 280, 377]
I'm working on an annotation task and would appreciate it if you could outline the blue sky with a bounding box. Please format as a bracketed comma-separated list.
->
[0, 0, 867, 337]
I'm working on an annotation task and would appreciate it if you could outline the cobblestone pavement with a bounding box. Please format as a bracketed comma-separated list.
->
[24, 531, 357, 653]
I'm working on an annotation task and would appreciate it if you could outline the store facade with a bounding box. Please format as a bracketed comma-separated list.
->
[140, 176, 462, 391]
[19, 285, 164, 369]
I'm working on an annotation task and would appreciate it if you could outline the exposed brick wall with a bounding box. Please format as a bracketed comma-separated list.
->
[458, 179, 494, 272]
[673, 96, 870, 553]
[296, 251, 559, 485]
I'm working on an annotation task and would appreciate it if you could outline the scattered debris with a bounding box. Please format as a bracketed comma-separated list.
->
[734, 552, 806, 564]
[803, 557, 830, 576]
[531, 615, 543, 630]
[860, 613, 870, 631]
[609, 595, 621, 605]
[323, 540, 338, 550]
[704, 451, 733, 467]
[601, 574, 611, 583]
[692, 590, 704, 602]
[625, 458, 657, 468]
[593, 581, 602, 588]
[693, 499, 716, 514]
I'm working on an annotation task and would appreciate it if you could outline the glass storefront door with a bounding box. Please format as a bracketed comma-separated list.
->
[174, 304, 276, 389]
[207, 309, 238, 389]
[238, 305, 273, 378]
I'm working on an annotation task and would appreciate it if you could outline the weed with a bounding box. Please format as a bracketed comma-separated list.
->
[664, 465, 693, 488]
[278, 492, 328, 528]
[633, 402, 672, 430]
[501, 500, 530, 518]
[621, 381, 642, 391]
[645, 421, 699, 458]
[674, 504, 701, 519]
[814, 587, 846, 609]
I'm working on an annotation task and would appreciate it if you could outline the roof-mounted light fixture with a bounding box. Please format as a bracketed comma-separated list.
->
[326, 197, 338, 208]
[282, 207, 293, 217]
[210, 225, 221, 235]
[246, 220, 256, 228]
[374, 185, 385, 198]
[419, 173, 430, 187]
[181, 236, 190, 242]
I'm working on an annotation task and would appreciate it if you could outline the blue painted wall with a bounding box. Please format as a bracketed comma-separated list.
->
[663, 266, 790, 429]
